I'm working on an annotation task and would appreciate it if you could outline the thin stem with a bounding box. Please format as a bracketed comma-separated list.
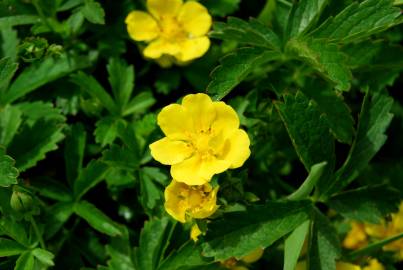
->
[30, 216, 46, 249]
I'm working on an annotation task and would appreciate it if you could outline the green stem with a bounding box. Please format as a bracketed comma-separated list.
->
[30, 216, 46, 249]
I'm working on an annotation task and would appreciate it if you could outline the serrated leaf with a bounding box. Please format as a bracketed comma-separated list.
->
[74, 159, 109, 199]
[4, 54, 91, 104]
[64, 123, 86, 184]
[0, 238, 26, 257]
[325, 91, 393, 196]
[202, 200, 312, 260]
[0, 105, 22, 147]
[70, 71, 117, 114]
[32, 248, 54, 266]
[44, 202, 74, 239]
[74, 200, 122, 236]
[201, 0, 240, 17]
[207, 47, 281, 100]
[14, 251, 35, 270]
[16, 101, 66, 126]
[0, 147, 19, 187]
[284, 220, 310, 270]
[0, 57, 18, 92]
[288, 38, 352, 91]
[123, 91, 156, 116]
[94, 117, 124, 147]
[102, 144, 139, 170]
[1, 26, 19, 61]
[0, 217, 29, 246]
[287, 0, 329, 37]
[107, 58, 134, 111]
[328, 185, 400, 223]
[0, 15, 40, 28]
[29, 177, 72, 202]
[312, 0, 401, 42]
[8, 119, 65, 172]
[211, 17, 281, 49]
[139, 170, 162, 211]
[301, 79, 354, 143]
[82, 0, 105, 24]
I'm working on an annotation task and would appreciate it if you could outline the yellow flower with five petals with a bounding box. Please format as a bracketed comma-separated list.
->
[150, 93, 251, 185]
[125, 0, 212, 63]
[164, 180, 218, 223]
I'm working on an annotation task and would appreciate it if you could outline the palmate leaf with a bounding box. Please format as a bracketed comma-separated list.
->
[94, 117, 125, 147]
[81, 0, 105, 25]
[202, 200, 312, 260]
[312, 0, 401, 43]
[207, 47, 281, 100]
[107, 58, 134, 111]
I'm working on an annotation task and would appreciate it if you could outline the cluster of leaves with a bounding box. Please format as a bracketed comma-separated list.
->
[0, 0, 402, 270]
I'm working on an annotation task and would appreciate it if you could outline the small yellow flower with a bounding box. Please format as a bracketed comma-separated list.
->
[164, 180, 218, 223]
[190, 224, 202, 242]
[363, 259, 385, 270]
[343, 221, 368, 249]
[150, 93, 251, 185]
[125, 0, 212, 63]
[296, 261, 361, 270]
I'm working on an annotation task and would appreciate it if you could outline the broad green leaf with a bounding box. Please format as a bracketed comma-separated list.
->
[44, 202, 74, 239]
[123, 91, 156, 116]
[301, 80, 354, 143]
[324, 91, 393, 196]
[0, 57, 18, 92]
[70, 71, 118, 114]
[211, 17, 281, 49]
[158, 242, 213, 270]
[32, 248, 54, 266]
[107, 58, 134, 110]
[0, 238, 26, 257]
[287, 0, 329, 37]
[202, 200, 312, 260]
[328, 185, 400, 223]
[201, 0, 240, 17]
[82, 0, 105, 24]
[4, 54, 91, 104]
[287, 38, 352, 91]
[74, 159, 109, 199]
[14, 251, 35, 270]
[16, 101, 66, 126]
[0, 217, 29, 246]
[8, 119, 65, 172]
[283, 220, 310, 270]
[1, 26, 19, 61]
[207, 48, 281, 100]
[64, 123, 86, 184]
[107, 244, 136, 270]
[94, 117, 124, 147]
[102, 144, 139, 170]
[0, 147, 19, 187]
[307, 210, 340, 270]
[287, 161, 327, 200]
[136, 217, 172, 270]
[0, 105, 22, 147]
[312, 0, 401, 42]
[275, 92, 335, 188]
[74, 200, 122, 236]
[0, 15, 40, 28]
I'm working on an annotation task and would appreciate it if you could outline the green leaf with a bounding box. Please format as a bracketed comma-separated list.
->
[0, 238, 26, 257]
[107, 58, 134, 110]
[64, 123, 86, 184]
[301, 80, 354, 144]
[0, 57, 18, 92]
[275, 92, 335, 184]
[81, 0, 105, 24]
[8, 119, 65, 172]
[283, 220, 310, 270]
[0, 147, 19, 187]
[74, 200, 122, 236]
[211, 17, 281, 49]
[287, 0, 329, 37]
[201, 0, 240, 17]
[70, 71, 118, 114]
[31, 248, 54, 266]
[29, 177, 72, 202]
[328, 185, 400, 223]
[94, 117, 124, 147]
[136, 217, 172, 270]
[16, 101, 66, 126]
[123, 91, 156, 116]
[14, 251, 35, 270]
[0, 105, 22, 147]
[158, 242, 213, 270]
[325, 91, 393, 196]
[0, 217, 29, 246]
[202, 200, 312, 260]
[74, 159, 109, 199]
[287, 161, 327, 200]
[307, 210, 340, 270]
[102, 144, 139, 170]
[287, 38, 352, 91]
[1, 26, 19, 61]
[44, 202, 74, 239]
[4, 54, 91, 104]
[207, 48, 281, 100]
[0, 15, 40, 28]
[139, 170, 162, 212]
[312, 0, 401, 43]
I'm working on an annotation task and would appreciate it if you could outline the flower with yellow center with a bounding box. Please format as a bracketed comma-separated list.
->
[164, 180, 218, 223]
[150, 93, 251, 185]
[125, 0, 212, 64]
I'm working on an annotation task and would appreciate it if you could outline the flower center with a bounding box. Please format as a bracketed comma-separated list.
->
[159, 16, 187, 41]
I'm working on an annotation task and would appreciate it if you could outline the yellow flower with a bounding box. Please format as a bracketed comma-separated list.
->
[150, 93, 251, 185]
[296, 261, 361, 270]
[343, 221, 368, 249]
[190, 224, 202, 242]
[164, 180, 218, 223]
[363, 259, 385, 270]
[125, 0, 212, 63]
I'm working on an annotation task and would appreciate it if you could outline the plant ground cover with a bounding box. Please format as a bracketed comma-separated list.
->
[1, 0, 403, 269]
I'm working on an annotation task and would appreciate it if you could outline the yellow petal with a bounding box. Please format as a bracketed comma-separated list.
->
[171, 155, 206, 185]
[125, 11, 160, 41]
[175, 37, 210, 62]
[147, 0, 183, 18]
[192, 186, 219, 219]
[336, 262, 361, 270]
[199, 157, 231, 180]
[181, 93, 216, 132]
[241, 248, 264, 263]
[190, 224, 202, 242]
[221, 129, 251, 169]
[177, 1, 212, 37]
[143, 38, 181, 59]
[149, 137, 193, 165]
[157, 103, 193, 140]
[164, 180, 187, 223]
[212, 101, 240, 137]
[363, 259, 385, 270]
